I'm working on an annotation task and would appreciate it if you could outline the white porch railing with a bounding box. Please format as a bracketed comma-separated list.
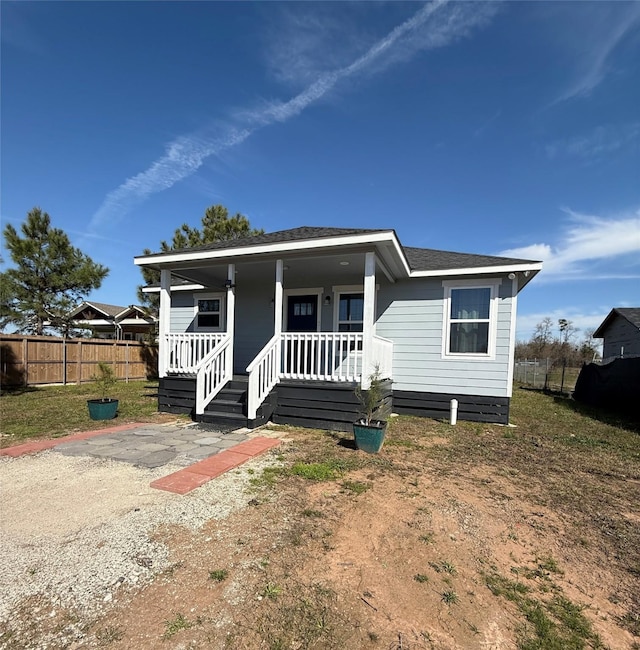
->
[165, 332, 227, 374]
[246, 334, 281, 420]
[247, 332, 383, 420]
[195, 335, 233, 415]
[372, 335, 394, 379]
[281, 332, 364, 381]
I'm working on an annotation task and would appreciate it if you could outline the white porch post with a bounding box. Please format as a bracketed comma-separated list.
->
[159, 269, 172, 378]
[274, 259, 283, 335]
[226, 263, 236, 375]
[361, 251, 376, 389]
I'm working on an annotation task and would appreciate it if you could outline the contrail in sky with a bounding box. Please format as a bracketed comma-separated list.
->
[90, 0, 494, 230]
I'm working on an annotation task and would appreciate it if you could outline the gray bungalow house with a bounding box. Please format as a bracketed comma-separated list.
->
[135, 227, 541, 429]
[68, 302, 156, 341]
[593, 307, 640, 363]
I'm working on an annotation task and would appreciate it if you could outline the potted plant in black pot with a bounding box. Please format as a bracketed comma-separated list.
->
[87, 361, 119, 420]
[353, 365, 391, 454]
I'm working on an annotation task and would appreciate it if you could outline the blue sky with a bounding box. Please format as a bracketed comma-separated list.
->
[2, 1, 639, 342]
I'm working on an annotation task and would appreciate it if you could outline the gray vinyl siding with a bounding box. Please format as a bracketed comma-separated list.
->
[376, 277, 515, 397]
[602, 316, 640, 359]
[170, 293, 196, 332]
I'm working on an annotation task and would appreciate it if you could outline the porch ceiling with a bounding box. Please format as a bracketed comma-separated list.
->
[170, 250, 391, 289]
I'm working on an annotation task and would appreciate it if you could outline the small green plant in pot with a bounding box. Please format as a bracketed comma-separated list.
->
[87, 361, 119, 420]
[353, 365, 391, 454]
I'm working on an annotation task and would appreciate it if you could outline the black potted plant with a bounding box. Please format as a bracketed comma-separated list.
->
[353, 365, 391, 453]
[87, 361, 119, 420]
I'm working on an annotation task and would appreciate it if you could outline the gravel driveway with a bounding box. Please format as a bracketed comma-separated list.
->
[0, 446, 280, 648]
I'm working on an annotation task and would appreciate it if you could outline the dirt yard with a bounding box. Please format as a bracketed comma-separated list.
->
[1, 389, 638, 650]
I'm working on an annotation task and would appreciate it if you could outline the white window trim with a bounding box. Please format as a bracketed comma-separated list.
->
[331, 284, 379, 331]
[193, 292, 225, 332]
[441, 279, 501, 360]
[283, 288, 323, 332]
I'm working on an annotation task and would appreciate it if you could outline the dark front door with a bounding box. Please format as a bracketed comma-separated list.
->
[287, 295, 318, 332]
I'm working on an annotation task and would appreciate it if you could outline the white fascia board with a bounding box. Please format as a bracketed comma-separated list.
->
[74, 319, 113, 326]
[142, 283, 206, 293]
[134, 231, 404, 268]
[409, 262, 542, 278]
[117, 318, 155, 325]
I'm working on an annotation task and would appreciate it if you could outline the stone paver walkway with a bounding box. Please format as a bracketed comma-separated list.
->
[51, 423, 250, 469]
[1, 422, 282, 495]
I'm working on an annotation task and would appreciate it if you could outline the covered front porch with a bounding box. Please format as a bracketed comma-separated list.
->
[152, 250, 394, 428]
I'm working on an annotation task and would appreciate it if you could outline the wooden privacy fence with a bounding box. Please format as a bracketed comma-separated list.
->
[0, 334, 158, 387]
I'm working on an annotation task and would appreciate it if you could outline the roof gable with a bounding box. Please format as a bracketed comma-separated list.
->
[594, 307, 640, 337]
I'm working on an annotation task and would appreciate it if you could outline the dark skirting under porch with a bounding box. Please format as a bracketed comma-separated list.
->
[392, 389, 510, 425]
[272, 379, 392, 432]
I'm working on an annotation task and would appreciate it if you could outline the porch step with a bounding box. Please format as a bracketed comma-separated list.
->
[196, 410, 247, 426]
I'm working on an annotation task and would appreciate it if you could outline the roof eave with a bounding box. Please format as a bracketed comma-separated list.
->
[134, 231, 412, 276]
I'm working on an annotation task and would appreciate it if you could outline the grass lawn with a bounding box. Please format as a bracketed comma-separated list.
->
[0, 380, 179, 445]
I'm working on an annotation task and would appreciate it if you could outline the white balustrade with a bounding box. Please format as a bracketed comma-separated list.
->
[195, 336, 232, 414]
[371, 335, 394, 379]
[164, 332, 226, 374]
[246, 335, 281, 420]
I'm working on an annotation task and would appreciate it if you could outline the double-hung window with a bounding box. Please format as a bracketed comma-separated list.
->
[194, 293, 224, 331]
[337, 293, 364, 332]
[442, 281, 499, 358]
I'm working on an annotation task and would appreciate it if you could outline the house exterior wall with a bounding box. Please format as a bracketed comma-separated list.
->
[602, 316, 640, 360]
[167, 272, 517, 397]
[375, 276, 515, 397]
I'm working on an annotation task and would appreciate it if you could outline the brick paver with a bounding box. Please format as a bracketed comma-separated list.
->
[0, 423, 141, 458]
[150, 437, 281, 494]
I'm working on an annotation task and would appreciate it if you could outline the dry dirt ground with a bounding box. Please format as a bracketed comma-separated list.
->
[1, 394, 639, 650]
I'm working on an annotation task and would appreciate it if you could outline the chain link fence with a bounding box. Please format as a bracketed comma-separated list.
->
[514, 358, 586, 394]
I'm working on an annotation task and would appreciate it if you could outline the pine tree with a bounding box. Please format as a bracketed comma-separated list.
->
[137, 204, 263, 314]
[1, 207, 108, 335]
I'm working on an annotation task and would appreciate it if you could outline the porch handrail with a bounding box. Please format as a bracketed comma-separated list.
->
[281, 332, 364, 382]
[372, 335, 393, 379]
[195, 335, 233, 415]
[246, 334, 281, 420]
[165, 332, 226, 374]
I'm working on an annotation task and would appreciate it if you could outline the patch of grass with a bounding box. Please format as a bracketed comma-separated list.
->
[162, 612, 192, 640]
[341, 480, 371, 495]
[95, 625, 124, 645]
[301, 508, 324, 518]
[290, 459, 351, 481]
[250, 466, 286, 488]
[209, 569, 229, 582]
[414, 574, 429, 583]
[418, 533, 434, 544]
[485, 572, 605, 649]
[261, 583, 282, 600]
[441, 590, 459, 605]
[429, 560, 457, 575]
[1, 380, 165, 444]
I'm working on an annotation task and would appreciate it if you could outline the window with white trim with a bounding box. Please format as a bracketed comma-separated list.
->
[194, 293, 224, 331]
[443, 281, 499, 357]
[337, 292, 364, 332]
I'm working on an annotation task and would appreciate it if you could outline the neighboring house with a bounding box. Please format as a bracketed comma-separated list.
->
[593, 308, 640, 363]
[68, 302, 157, 341]
[135, 227, 541, 429]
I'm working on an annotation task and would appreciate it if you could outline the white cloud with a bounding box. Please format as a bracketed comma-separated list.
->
[551, 3, 640, 105]
[500, 207, 640, 281]
[546, 122, 640, 160]
[90, 1, 496, 231]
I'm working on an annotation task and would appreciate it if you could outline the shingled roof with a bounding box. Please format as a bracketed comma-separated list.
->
[403, 246, 536, 271]
[594, 307, 640, 337]
[167, 227, 391, 255]
[140, 226, 539, 272]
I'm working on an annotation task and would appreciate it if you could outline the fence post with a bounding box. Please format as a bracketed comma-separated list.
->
[63, 338, 67, 385]
[544, 358, 549, 391]
[524, 359, 528, 385]
[22, 337, 29, 387]
[125, 342, 129, 383]
[77, 340, 82, 385]
[560, 359, 566, 393]
[533, 357, 537, 388]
